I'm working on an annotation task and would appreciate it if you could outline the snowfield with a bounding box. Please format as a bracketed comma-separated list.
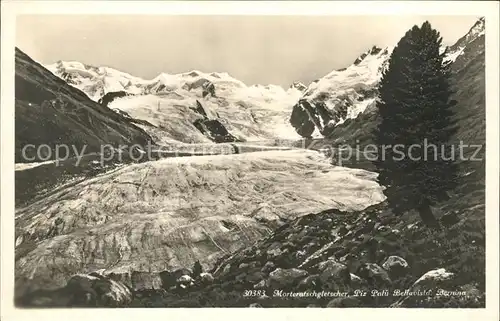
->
[15, 149, 385, 296]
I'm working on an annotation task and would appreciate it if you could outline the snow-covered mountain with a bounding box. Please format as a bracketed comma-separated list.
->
[444, 17, 485, 64]
[46, 62, 304, 143]
[290, 17, 485, 139]
[15, 49, 153, 163]
[45, 61, 146, 101]
[289, 81, 308, 92]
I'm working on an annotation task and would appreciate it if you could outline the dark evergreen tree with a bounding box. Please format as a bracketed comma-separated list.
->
[374, 21, 459, 229]
[193, 260, 203, 279]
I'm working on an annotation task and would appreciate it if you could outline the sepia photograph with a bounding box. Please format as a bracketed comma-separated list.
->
[1, 1, 499, 320]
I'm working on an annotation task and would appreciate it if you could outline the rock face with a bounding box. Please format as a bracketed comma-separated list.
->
[199, 272, 214, 285]
[106, 87, 303, 144]
[201, 81, 216, 98]
[177, 275, 194, 289]
[15, 149, 384, 299]
[182, 78, 217, 98]
[15, 48, 153, 163]
[67, 273, 132, 307]
[130, 271, 163, 290]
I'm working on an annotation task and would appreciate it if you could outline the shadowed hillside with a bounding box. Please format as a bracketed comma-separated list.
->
[15, 47, 154, 163]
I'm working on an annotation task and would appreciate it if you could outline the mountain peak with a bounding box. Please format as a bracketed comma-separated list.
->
[353, 45, 389, 66]
[448, 17, 485, 53]
[290, 81, 307, 92]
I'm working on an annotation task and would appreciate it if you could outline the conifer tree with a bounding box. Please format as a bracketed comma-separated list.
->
[374, 21, 459, 229]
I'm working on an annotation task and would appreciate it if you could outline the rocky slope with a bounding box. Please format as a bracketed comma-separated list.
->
[52, 122, 482, 309]
[15, 149, 385, 299]
[15, 48, 154, 163]
[448, 19, 485, 149]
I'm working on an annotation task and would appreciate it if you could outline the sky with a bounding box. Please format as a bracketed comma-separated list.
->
[16, 15, 480, 87]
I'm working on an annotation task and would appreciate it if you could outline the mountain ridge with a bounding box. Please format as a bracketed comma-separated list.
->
[289, 17, 485, 139]
[13, 17, 486, 308]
